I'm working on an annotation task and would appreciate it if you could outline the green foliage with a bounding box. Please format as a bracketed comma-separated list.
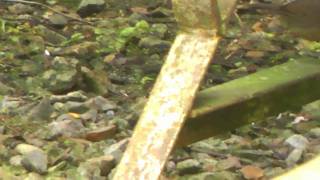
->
[0, 18, 6, 33]
[96, 20, 150, 54]
[141, 75, 156, 85]
[61, 33, 85, 46]
[307, 42, 320, 51]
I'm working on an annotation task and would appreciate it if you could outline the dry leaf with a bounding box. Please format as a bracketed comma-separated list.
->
[240, 165, 264, 179]
[85, 125, 117, 142]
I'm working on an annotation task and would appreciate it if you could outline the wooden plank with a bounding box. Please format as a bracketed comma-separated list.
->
[176, 58, 320, 147]
[113, 33, 220, 180]
[113, 0, 224, 179]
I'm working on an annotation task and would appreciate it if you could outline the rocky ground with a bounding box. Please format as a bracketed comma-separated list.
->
[0, 0, 320, 179]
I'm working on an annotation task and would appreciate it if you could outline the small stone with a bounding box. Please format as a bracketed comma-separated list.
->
[9, 155, 22, 166]
[195, 153, 217, 171]
[64, 101, 88, 113]
[81, 68, 110, 96]
[51, 42, 98, 58]
[165, 161, 176, 173]
[48, 14, 68, 28]
[80, 109, 98, 121]
[285, 134, 309, 150]
[78, 155, 115, 178]
[0, 96, 24, 114]
[15, 144, 41, 155]
[48, 119, 85, 138]
[104, 139, 129, 163]
[264, 167, 285, 178]
[42, 57, 80, 93]
[26, 97, 53, 121]
[128, 13, 147, 26]
[216, 156, 241, 171]
[176, 159, 201, 175]
[109, 118, 129, 131]
[138, 37, 171, 53]
[148, 7, 172, 17]
[105, 110, 115, 118]
[35, 25, 67, 45]
[85, 96, 117, 112]
[308, 128, 320, 138]
[26, 172, 43, 180]
[8, 3, 34, 14]
[77, 0, 106, 17]
[15, 144, 48, 174]
[50, 91, 88, 103]
[286, 148, 304, 167]
[88, 155, 115, 176]
[150, 24, 168, 38]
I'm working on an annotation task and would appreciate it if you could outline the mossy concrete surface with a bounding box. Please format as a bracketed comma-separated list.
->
[177, 58, 320, 146]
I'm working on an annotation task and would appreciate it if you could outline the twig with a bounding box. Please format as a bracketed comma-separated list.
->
[2, 0, 92, 25]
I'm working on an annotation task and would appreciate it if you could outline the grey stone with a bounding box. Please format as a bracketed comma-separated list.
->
[15, 144, 48, 174]
[9, 155, 23, 166]
[85, 96, 117, 112]
[50, 91, 88, 103]
[285, 134, 309, 150]
[150, 23, 168, 38]
[80, 67, 110, 96]
[176, 159, 201, 175]
[8, 3, 34, 14]
[286, 148, 303, 167]
[26, 97, 53, 121]
[48, 14, 68, 27]
[78, 155, 115, 178]
[308, 128, 320, 138]
[48, 119, 85, 138]
[64, 101, 88, 113]
[42, 57, 80, 93]
[138, 37, 171, 53]
[104, 139, 129, 163]
[35, 25, 67, 45]
[77, 0, 106, 17]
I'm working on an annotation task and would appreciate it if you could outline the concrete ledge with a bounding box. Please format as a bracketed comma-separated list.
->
[177, 58, 320, 147]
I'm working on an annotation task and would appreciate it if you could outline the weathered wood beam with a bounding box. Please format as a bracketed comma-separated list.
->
[176, 58, 320, 147]
[113, 0, 229, 179]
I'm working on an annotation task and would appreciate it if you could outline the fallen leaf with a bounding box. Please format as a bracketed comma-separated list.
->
[85, 125, 117, 142]
[240, 165, 264, 179]
[68, 112, 81, 119]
